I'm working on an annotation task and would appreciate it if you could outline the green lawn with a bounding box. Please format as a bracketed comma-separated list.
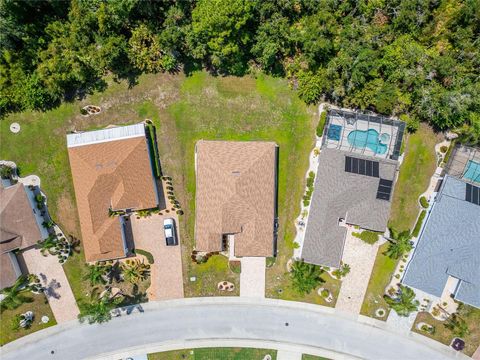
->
[188, 255, 239, 296]
[389, 124, 441, 231]
[148, 348, 277, 360]
[412, 306, 480, 357]
[0, 71, 316, 300]
[360, 243, 398, 320]
[0, 293, 56, 346]
[302, 355, 331, 360]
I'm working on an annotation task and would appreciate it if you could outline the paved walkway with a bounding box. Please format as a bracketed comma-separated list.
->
[472, 345, 480, 360]
[386, 310, 418, 335]
[335, 228, 381, 314]
[21, 248, 79, 323]
[240, 257, 266, 298]
[2, 298, 466, 360]
[277, 350, 302, 360]
[130, 215, 184, 300]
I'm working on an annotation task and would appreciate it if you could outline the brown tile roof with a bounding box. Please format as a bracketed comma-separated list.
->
[0, 183, 42, 251]
[67, 130, 158, 262]
[194, 140, 277, 257]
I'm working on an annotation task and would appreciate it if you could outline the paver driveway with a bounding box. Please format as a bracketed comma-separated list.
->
[21, 248, 79, 323]
[130, 215, 184, 300]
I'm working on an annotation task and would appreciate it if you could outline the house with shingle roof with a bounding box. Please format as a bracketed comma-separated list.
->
[67, 123, 161, 262]
[1, 182, 42, 290]
[402, 175, 480, 309]
[194, 140, 278, 257]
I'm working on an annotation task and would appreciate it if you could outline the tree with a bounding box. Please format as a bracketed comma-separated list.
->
[188, 0, 255, 74]
[38, 234, 59, 256]
[121, 259, 150, 284]
[0, 275, 32, 312]
[384, 229, 413, 260]
[84, 263, 111, 286]
[78, 288, 122, 324]
[290, 260, 325, 295]
[384, 285, 419, 316]
[444, 313, 470, 338]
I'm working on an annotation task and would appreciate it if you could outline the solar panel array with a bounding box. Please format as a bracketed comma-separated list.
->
[466, 183, 480, 206]
[345, 156, 379, 178]
[376, 179, 393, 201]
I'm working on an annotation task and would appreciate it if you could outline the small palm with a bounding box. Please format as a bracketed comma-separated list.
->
[0, 275, 32, 312]
[385, 229, 413, 259]
[384, 285, 419, 316]
[290, 260, 325, 295]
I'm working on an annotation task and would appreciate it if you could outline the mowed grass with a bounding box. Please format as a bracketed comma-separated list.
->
[148, 347, 277, 360]
[360, 243, 397, 320]
[188, 255, 239, 296]
[163, 72, 316, 297]
[412, 306, 480, 357]
[388, 124, 441, 231]
[0, 293, 56, 345]
[302, 355, 331, 360]
[0, 71, 315, 301]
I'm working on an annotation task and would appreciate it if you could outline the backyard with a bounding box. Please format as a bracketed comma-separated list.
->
[412, 306, 480, 357]
[0, 293, 56, 346]
[148, 347, 277, 360]
[0, 71, 316, 300]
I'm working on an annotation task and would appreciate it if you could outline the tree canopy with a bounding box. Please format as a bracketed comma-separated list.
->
[1, 0, 479, 140]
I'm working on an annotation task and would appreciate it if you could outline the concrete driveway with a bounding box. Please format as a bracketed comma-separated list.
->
[240, 257, 266, 298]
[1, 298, 466, 360]
[130, 215, 184, 300]
[21, 248, 79, 323]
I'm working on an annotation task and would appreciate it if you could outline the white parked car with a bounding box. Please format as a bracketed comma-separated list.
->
[163, 218, 177, 246]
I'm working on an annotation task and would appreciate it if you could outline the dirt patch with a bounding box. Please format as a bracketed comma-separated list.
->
[55, 191, 79, 237]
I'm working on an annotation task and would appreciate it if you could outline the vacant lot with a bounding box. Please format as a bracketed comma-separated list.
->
[389, 124, 441, 232]
[1, 71, 316, 299]
[148, 347, 277, 360]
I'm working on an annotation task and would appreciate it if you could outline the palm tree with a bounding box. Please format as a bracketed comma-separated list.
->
[78, 289, 122, 324]
[290, 260, 325, 295]
[384, 229, 413, 259]
[444, 313, 470, 338]
[38, 235, 59, 256]
[0, 275, 33, 312]
[84, 263, 111, 286]
[384, 285, 419, 316]
[121, 259, 150, 284]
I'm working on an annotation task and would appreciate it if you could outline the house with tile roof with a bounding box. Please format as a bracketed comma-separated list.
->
[194, 140, 278, 257]
[67, 123, 161, 262]
[0, 182, 42, 290]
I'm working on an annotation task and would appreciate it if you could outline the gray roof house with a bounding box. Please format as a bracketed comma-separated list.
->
[301, 148, 398, 267]
[402, 175, 480, 308]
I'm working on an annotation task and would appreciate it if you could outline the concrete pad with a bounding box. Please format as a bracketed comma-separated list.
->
[240, 257, 265, 298]
[277, 350, 302, 360]
[131, 215, 184, 300]
[335, 228, 381, 314]
[22, 248, 79, 323]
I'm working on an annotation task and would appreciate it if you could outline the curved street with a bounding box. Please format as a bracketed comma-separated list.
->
[1, 298, 466, 360]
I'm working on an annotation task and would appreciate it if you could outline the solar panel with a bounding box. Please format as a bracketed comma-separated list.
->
[345, 156, 380, 178]
[376, 178, 393, 201]
[466, 183, 480, 205]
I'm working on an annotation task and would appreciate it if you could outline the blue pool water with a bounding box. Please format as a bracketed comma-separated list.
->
[327, 124, 342, 141]
[463, 160, 480, 183]
[347, 129, 388, 155]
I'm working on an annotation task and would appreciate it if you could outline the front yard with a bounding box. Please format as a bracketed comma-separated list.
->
[412, 305, 480, 357]
[0, 293, 56, 346]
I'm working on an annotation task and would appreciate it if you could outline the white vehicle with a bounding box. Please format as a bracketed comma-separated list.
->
[163, 218, 177, 246]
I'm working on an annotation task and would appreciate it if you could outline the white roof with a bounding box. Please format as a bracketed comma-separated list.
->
[67, 123, 145, 148]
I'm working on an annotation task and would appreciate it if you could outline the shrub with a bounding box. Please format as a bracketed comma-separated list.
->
[352, 230, 380, 244]
[332, 263, 351, 279]
[266, 257, 276, 268]
[401, 114, 419, 133]
[419, 196, 429, 209]
[412, 210, 426, 237]
[135, 249, 154, 264]
[316, 111, 327, 137]
[303, 199, 310, 207]
[321, 289, 329, 298]
[443, 141, 455, 164]
[440, 145, 448, 153]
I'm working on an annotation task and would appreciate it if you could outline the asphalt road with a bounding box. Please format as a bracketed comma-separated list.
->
[0, 298, 464, 360]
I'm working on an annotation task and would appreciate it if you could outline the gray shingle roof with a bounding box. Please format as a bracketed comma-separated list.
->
[402, 175, 480, 308]
[301, 149, 397, 267]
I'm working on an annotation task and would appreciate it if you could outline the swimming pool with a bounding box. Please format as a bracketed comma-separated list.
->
[347, 129, 388, 155]
[463, 160, 480, 183]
